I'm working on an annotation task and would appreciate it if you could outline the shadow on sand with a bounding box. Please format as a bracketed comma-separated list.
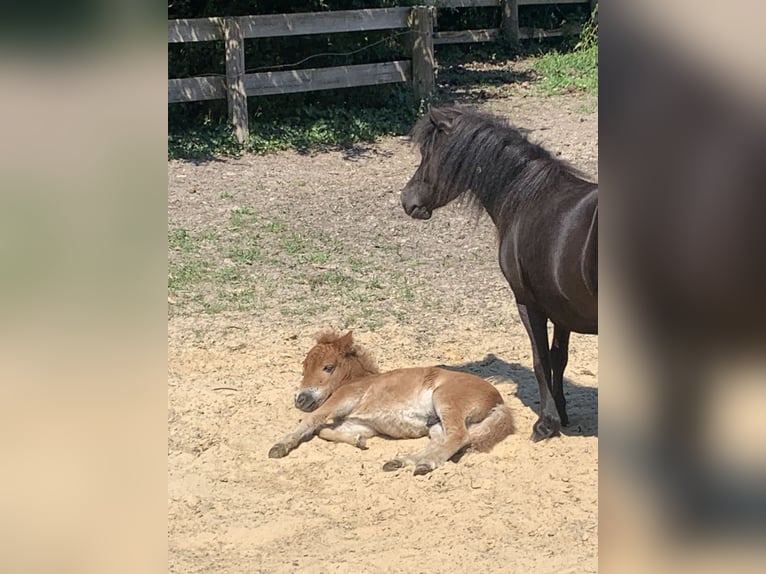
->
[438, 353, 597, 438]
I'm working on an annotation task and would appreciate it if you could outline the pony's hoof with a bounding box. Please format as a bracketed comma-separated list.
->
[355, 435, 368, 450]
[531, 417, 561, 442]
[413, 463, 434, 476]
[382, 459, 403, 471]
[268, 443, 289, 458]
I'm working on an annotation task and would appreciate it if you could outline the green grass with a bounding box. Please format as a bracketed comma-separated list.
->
[267, 221, 286, 234]
[168, 211, 431, 323]
[168, 99, 419, 160]
[169, 228, 198, 253]
[280, 233, 309, 255]
[228, 243, 262, 265]
[529, 5, 598, 97]
[529, 44, 598, 96]
[229, 207, 258, 229]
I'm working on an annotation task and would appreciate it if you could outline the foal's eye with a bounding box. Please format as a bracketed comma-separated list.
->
[323, 364, 335, 373]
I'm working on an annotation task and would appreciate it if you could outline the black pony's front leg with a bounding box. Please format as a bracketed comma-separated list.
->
[551, 324, 570, 426]
[517, 302, 561, 441]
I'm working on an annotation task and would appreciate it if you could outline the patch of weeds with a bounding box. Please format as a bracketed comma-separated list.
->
[303, 252, 330, 265]
[229, 207, 258, 229]
[168, 261, 208, 291]
[219, 288, 262, 312]
[310, 270, 356, 289]
[348, 291, 373, 304]
[190, 293, 224, 315]
[348, 256, 371, 275]
[216, 266, 242, 283]
[401, 286, 415, 302]
[229, 243, 262, 265]
[198, 229, 220, 242]
[529, 44, 598, 95]
[528, 7, 598, 96]
[220, 191, 235, 200]
[281, 233, 309, 255]
[374, 240, 402, 255]
[169, 228, 198, 253]
[245, 100, 418, 155]
[266, 221, 286, 234]
[168, 123, 241, 160]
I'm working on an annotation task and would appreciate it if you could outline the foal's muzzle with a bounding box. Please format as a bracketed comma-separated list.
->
[294, 389, 321, 412]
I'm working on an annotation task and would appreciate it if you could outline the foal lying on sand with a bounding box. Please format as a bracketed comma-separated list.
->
[268, 331, 514, 475]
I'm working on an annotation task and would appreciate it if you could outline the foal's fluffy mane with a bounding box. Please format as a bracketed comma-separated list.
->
[410, 106, 594, 228]
[313, 329, 379, 374]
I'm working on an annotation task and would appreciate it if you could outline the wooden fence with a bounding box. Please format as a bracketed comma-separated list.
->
[169, 1, 593, 142]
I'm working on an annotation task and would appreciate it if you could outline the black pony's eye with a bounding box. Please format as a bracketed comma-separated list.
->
[323, 364, 335, 373]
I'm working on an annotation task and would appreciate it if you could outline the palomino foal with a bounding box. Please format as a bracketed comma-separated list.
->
[268, 331, 514, 475]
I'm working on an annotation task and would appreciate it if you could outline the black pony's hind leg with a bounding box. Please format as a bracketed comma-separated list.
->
[517, 303, 561, 441]
[551, 325, 570, 426]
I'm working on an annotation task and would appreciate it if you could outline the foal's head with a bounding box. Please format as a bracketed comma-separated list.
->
[294, 330, 378, 412]
[401, 106, 464, 220]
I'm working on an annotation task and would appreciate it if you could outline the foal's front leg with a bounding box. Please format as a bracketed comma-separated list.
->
[318, 421, 376, 449]
[268, 389, 360, 458]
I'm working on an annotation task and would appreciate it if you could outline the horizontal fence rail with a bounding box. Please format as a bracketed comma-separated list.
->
[169, 1, 593, 142]
[243, 61, 412, 97]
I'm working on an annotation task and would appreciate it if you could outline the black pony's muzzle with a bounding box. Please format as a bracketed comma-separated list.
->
[409, 206, 432, 220]
[401, 192, 432, 220]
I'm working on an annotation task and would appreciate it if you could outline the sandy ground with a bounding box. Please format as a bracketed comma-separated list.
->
[168, 71, 598, 572]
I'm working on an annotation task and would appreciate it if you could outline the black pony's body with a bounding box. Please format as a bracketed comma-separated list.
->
[401, 106, 597, 440]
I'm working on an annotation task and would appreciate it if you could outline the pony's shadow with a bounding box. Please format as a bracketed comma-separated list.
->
[438, 353, 598, 438]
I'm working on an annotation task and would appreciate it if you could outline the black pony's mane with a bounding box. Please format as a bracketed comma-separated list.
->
[411, 106, 594, 226]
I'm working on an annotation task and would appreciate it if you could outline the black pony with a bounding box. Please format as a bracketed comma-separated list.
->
[401, 106, 598, 441]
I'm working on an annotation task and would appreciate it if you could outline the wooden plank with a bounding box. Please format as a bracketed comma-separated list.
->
[238, 7, 411, 39]
[223, 18, 249, 143]
[432, 0, 586, 5]
[243, 61, 411, 97]
[410, 6, 436, 102]
[168, 77, 225, 103]
[431, 0, 499, 7]
[519, 24, 582, 39]
[518, 0, 588, 5]
[168, 18, 222, 43]
[433, 28, 499, 44]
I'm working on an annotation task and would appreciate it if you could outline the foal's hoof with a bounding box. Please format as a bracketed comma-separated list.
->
[413, 463, 435, 476]
[531, 416, 561, 442]
[268, 443, 289, 458]
[382, 459, 403, 472]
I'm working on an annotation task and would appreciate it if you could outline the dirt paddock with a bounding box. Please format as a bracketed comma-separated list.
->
[168, 80, 598, 572]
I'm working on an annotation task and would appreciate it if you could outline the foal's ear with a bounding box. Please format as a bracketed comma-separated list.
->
[429, 107, 454, 133]
[336, 330, 354, 351]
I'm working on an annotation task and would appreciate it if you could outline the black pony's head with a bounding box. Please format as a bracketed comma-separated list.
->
[401, 107, 464, 220]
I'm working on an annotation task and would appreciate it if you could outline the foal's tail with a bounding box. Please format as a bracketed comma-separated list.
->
[469, 404, 515, 453]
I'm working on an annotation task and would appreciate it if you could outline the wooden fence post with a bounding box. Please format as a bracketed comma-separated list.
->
[500, 0, 519, 48]
[410, 6, 435, 102]
[223, 17, 249, 144]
